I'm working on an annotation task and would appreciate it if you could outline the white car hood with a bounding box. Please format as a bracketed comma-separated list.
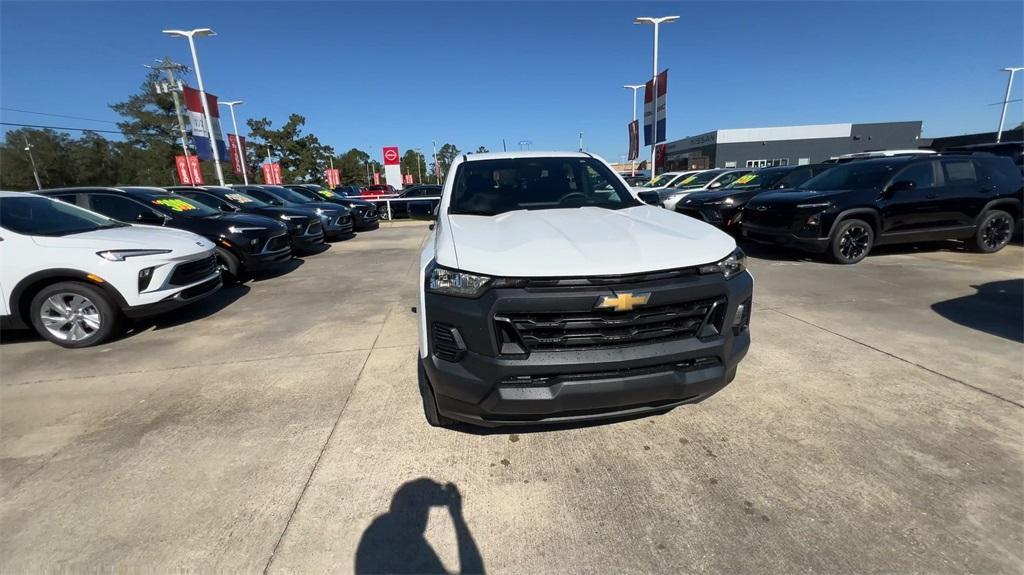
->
[31, 225, 213, 252]
[439, 205, 735, 277]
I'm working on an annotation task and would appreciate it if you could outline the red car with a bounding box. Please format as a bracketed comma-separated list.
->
[361, 184, 397, 198]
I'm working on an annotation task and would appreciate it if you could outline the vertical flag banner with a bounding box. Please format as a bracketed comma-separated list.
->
[183, 86, 228, 162]
[176, 155, 204, 185]
[655, 144, 666, 170]
[228, 134, 248, 176]
[325, 168, 341, 187]
[643, 70, 668, 146]
[373, 172, 381, 185]
[627, 120, 640, 161]
[270, 163, 282, 185]
[382, 146, 402, 189]
[261, 163, 283, 185]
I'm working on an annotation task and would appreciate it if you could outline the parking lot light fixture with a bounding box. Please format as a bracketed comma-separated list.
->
[624, 84, 645, 176]
[162, 28, 225, 186]
[996, 67, 1024, 143]
[219, 100, 248, 185]
[634, 16, 679, 179]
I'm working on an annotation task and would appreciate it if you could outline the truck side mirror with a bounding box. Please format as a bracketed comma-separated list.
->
[136, 211, 165, 225]
[637, 190, 663, 206]
[408, 200, 437, 221]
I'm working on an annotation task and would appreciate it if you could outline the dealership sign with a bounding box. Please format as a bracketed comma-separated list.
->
[228, 134, 248, 177]
[261, 162, 283, 185]
[643, 70, 668, 146]
[382, 146, 403, 189]
[175, 155, 203, 185]
[627, 120, 639, 161]
[325, 168, 341, 187]
[182, 86, 228, 162]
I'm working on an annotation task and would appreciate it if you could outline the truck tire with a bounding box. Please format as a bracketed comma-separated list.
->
[29, 281, 120, 348]
[418, 360, 454, 428]
[829, 218, 874, 264]
[967, 209, 1013, 253]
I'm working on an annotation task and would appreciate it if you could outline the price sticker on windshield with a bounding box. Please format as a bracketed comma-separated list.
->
[226, 194, 253, 204]
[734, 174, 757, 185]
[679, 175, 698, 185]
[152, 198, 198, 212]
[318, 190, 336, 198]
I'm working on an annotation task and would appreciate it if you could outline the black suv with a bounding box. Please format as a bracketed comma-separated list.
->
[384, 185, 442, 219]
[677, 164, 831, 231]
[741, 156, 1022, 264]
[283, 184, 379, 230]
[38, 187, 293, 279]
[238, 185, 353, 240]
[167, 186, 326, 251]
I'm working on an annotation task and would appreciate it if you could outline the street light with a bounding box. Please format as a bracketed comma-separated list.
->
[23, 136, 41, 190]
[162, 28, 225, 186]
[414, 148, 424, 183]
[219, 100, 248, 185]
[624, 83, 645, 176]
[634, 15, 679, 178]
[996, 67, 1023, 143]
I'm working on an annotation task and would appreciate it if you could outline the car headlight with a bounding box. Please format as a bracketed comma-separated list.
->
[97, 249, 172, 261]
[426, 264, 491, 298]
[699, 248, 747, 280]
[280, 215, 296, 221]
[228, 226, 267, 233]
[315, 208, 325, 216]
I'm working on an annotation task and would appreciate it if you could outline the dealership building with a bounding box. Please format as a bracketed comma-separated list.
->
[662, 121, 923, 171]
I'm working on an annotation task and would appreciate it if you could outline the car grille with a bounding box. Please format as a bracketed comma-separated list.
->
[432, 323, 464, 362]
[305, 222, 322, 235]
[742, 207, 796, 230]
[169, 254, 217, 286]
[495, 296, 725, 352]
[264, 234, 290, 252]
[333, 215, 352, 226]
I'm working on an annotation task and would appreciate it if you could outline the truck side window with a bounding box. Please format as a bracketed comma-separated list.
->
[941, 160, 976, 184]
[89, 194, 154, 222]
[894, 162, 935, 189]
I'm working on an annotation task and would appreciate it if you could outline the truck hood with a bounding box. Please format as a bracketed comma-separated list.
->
[746, 189, 853, 207]
[32, 224, 214, 253]
[438, 205, 735, 277]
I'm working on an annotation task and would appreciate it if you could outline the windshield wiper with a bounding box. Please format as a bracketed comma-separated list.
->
[450, 209, 496, 216]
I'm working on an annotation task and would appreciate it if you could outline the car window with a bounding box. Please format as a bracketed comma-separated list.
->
[712, 172, 746, 188]
[673, 170, 723, 189]
[941, 159, 977, 184]
[771, 168, 812, 190]
[639, 173, 678, 188]
[180, 191, 232, 211]
[449, 157, 640, 216]
[89, 194, 156, 222]
[0, 195, 126, 236]
[799, 161, 900, 191]
[242, 187, 285, 205]
[264, 186, 314, 204]
[148, 195, 220, 217]
[894, 162, 935, 189]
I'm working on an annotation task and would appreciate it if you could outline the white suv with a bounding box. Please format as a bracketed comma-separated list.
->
[408, 152, 752, 427]
[0, 192, 222, 347]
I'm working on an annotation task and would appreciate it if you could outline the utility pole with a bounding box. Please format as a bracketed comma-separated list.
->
[432, 140, 439, 184]
[996, 67, 1023, 143]
[148, 57, 193, 179]
[23, 136, 41, 190]
[414, 148, 424, 183]
[578, 131, 584, 152]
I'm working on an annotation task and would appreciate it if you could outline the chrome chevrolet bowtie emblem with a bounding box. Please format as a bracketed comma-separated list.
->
[596, 291, 651, 312]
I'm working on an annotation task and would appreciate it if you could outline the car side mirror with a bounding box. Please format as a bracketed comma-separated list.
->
[136, 212, 165, 225]
[886, 180, 915, 194]
[637, 190, 663, 206]
[408, 200, 437, 221]
[709, 181, 723, 189]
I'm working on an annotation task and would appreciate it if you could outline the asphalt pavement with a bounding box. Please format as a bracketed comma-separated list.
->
[1, 221, 1021, 573]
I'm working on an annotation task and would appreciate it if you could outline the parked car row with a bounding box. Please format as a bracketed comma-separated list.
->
[639, 151, 1022, 264]
[0, 183, 380, 348]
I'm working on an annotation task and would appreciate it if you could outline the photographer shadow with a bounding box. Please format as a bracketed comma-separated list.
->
[355, 478, 484, 575]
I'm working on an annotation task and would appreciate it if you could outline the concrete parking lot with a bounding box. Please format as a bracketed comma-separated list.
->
[1, 221, 1021, 573]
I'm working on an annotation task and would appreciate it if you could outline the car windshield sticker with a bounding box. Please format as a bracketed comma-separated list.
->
[318, 190, 336, 198]
[679, 175, 698, 185]
[226, 193, 253, 204]
[734, 174, 758, 185]
[152, 198, 199, 212]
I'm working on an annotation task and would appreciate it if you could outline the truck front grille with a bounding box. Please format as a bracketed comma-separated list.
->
[169, 254, 217, 286]
[495, 297, 725, 352]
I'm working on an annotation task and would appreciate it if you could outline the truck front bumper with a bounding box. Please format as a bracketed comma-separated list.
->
[422, 271, 753, 427]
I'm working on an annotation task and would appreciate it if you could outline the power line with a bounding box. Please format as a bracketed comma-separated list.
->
[0, 107, 120, 125]
[0, 122, 124, 135]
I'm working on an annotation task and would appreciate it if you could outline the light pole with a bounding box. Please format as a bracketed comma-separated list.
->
[414, 148, 424, 183]
[23, 136, 41, 190]
[432, 140, 439, 184]
[219, 100, 248, 185]
[578, 131, 584, 152]
[634, 15, 678, 178]
[996, 67, 1023, 143]
[624, 84, 645, 176]
[163, 28, 225, 186]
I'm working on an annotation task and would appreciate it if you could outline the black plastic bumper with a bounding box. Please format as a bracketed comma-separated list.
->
[122, 275, 222, 319]
[741, 223, 830, 253]
[291, 232, 325, 250]
[422, 271, 753, 426]
[240, 246, 292, 271]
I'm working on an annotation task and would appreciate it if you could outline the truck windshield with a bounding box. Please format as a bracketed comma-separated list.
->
[799, 161, 900, 191]
[449, 157, 641, 216]
[0, 196, 127, 236]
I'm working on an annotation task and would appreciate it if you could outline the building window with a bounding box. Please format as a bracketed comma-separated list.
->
[746, 158, 789, 168]
[798, 157, 810, 165]
[724, 161, 736, 168]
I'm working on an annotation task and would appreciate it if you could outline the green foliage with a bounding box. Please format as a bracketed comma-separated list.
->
[474, 146, 489, 154]
[246, 114, 334, 183]
[433, 143, 460, 183]
[400, 149, 427, 183]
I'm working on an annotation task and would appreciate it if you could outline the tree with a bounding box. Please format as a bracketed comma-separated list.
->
[109, 69, 183, 185]
[246, 114, 334, 183]
[433, 143, 460, 183]
[400, 149, 427, 183]
[0, 128, 78, 190]
[474, 146, 489, 154]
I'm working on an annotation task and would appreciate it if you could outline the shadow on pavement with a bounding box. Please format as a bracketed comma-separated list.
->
[931, 279, 1024, 343]
[355, 478, 485, 575]
[250, 258, 304, 282]
[131, 283, 251, 333]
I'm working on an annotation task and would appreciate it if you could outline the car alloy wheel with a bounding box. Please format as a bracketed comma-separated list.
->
[839, 224, 870, 261]
[982, 214, 1012, 250]
[38, 292, 102, 343]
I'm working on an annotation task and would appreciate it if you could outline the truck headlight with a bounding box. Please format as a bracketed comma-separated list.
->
[427, 264, 491, 298]
[699, 248, 747, 279]
[228, 226, 267, 233]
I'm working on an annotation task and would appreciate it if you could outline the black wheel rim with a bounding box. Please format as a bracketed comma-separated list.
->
[839, 225, 870, 260]
[982, 216, 1012, 250]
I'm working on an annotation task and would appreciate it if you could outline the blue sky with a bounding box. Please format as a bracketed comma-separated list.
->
[2, 1, 1022, 163]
